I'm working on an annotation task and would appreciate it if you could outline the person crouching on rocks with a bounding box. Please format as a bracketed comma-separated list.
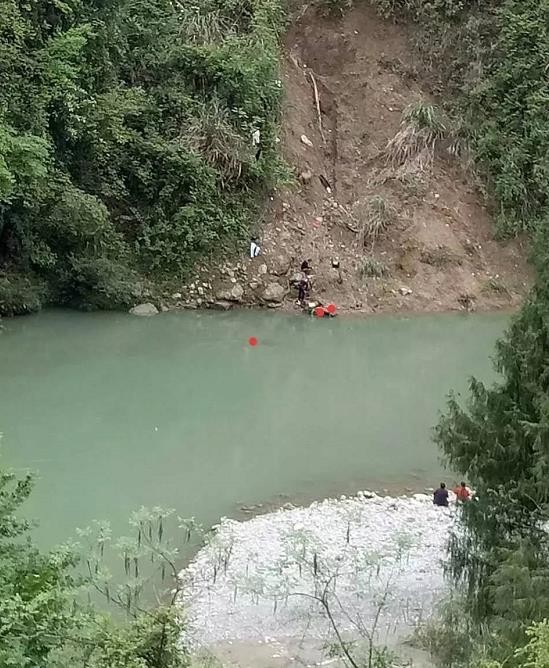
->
[453, 481, 471, 502]
[433, 482, 449, 507]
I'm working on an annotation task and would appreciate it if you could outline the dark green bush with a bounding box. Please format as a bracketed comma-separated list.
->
[0, 0, 283, 313]
[0, 273, 48, 315]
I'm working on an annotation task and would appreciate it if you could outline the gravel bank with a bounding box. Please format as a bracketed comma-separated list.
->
[180, 493, 455, 651]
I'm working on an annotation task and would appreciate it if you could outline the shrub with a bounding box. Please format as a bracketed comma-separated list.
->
[60, 256, 139, 310]
[316, 0, 353, 16]
[385, 101, 447, 168]
[360, 256, 389, 278]
[0, 273, 48, 315]
[354, 195, 397, 244]
[184, 98, 254, 185]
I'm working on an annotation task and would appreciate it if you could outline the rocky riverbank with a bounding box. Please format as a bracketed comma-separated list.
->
[179, 493, 455, 666]
[129, 3, 531, 321]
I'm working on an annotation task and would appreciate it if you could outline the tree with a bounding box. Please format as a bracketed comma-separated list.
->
[433, 226, 549, 663]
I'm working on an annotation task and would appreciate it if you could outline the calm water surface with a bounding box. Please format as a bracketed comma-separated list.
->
[0, 309, 505, 546]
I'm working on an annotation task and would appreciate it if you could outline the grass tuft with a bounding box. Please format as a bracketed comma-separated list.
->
[385, 101, 447, 168]
[184, 99, 253, 185]
[354, 195, 397, 245]
[360, 256, 389, 278]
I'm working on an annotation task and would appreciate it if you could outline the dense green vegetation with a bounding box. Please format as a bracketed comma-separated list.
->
[0, 463, 204, 667]
[433, 249, 549, 665]
[0, 0, 283, 315]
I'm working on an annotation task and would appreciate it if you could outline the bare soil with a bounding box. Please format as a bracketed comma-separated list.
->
[167, 3, 531, 315]
[206, 639, 434, 668]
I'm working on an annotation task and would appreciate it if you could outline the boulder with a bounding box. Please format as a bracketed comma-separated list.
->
[258, 263, 268, 275]
[216, 283, 244, 302]
[211, 300, 233, 311]
[300, 134, 313, 147]
[262, 282, 286, 303]
[129, 302, 158, 316]
[269, 254, 292, 276]
[289, 271, 304, 286]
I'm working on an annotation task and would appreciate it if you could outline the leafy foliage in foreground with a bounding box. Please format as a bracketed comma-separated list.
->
[0, 460, 201, 667]
[0, 0, 283, 314]
[432, 233, 549, 666]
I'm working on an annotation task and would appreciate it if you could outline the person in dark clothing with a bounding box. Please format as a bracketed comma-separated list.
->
[433, 482, 449, 507]
[301, 259, 312, 275]
[298, 276, 309, 303]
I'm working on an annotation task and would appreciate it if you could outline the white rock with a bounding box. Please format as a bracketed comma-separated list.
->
[179, 494, 453, 647]
[216, 284, 244, 303]
[300, 134, 314, 147]
[262, 282, 286, 303]
[129, 303, 158, 316]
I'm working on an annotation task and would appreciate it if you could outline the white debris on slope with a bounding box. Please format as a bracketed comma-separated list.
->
[179, 493, 454, 649]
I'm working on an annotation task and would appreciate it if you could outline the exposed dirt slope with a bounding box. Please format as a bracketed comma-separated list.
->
[169, 3, 531, 315]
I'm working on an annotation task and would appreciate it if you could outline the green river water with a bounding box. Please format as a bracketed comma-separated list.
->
[0, 309, 506, 547]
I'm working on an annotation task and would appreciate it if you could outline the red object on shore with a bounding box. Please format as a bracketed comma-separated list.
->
[314, 306, 325, 318]
[326, 303, 337, 315]
[248, 336, 258, 346]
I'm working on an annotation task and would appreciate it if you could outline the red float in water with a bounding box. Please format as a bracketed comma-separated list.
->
[248, 336, 258, 347]
[326, 303, 337, 315]
[314, 306, 325, 318]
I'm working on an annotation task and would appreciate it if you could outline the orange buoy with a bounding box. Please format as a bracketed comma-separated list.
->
[248, 336, 258, 346]
[326, 303, 337, 315]
[313, 306, 325, 318]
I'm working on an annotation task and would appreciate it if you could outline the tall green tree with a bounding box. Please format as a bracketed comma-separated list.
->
[434, 231, 549, 662]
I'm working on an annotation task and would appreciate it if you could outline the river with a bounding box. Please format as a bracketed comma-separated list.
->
[0, 309, 506, 547]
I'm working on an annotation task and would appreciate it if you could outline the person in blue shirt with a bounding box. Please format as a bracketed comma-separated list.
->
[433, 482, 449, 507]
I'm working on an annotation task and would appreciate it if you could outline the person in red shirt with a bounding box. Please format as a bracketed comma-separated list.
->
[454, 481, 471, 502]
